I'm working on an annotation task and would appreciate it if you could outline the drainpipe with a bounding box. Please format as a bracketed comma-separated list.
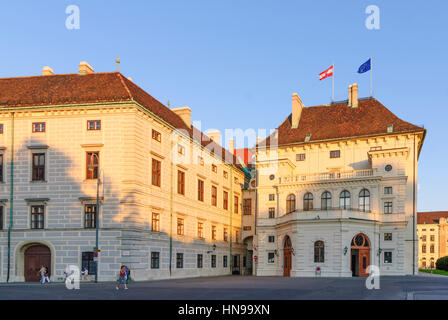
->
[230, 168, 233, 273]
[169, 139, 174, 277]
[412, 134, 416, 275]
[7, 112, 14, 283]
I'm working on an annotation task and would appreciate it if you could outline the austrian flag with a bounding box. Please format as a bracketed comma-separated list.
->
[319, 65, 334, 80]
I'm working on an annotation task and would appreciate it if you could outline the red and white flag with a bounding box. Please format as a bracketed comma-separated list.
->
[319, 65, 334, 80]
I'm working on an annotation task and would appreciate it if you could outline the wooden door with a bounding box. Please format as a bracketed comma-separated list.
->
[283, 236, 292, 277]
[283, 249, 291, 277]
[24, 245, 51, 282]
[358, 249, 370, 277]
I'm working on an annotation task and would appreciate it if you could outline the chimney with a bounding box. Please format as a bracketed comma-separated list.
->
[42, 66, 55, 76]
[228, 138, 235, 155]
[291, 93, 304, 129]
[352, 83, 358, 108]
[348, 85, 353, 107]
[207, 130, 221, 145]
[79, 61, 94, 74]
[172, 106, 191, 128]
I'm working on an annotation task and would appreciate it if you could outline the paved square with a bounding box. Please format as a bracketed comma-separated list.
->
[1, 274, 448, 300]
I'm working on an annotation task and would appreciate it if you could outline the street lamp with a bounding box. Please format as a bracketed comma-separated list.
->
[88, 153, 102, 283]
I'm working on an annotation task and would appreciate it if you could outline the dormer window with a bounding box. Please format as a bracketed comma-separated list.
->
[387, 124, 394, 133]
[305, 133, 311, 142]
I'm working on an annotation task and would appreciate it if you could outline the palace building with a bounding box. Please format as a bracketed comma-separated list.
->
[0, 62, 426, 282]
[252, 85, 425, 277]
[417, 211, 448, 269]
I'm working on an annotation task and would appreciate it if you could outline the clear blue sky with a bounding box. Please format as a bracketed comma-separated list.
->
[0, 1, 446, 211]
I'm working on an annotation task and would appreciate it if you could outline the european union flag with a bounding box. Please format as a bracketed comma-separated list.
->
[358, 58, 371, 73]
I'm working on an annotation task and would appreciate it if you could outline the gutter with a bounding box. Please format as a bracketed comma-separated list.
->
[6, 112, 14, 282]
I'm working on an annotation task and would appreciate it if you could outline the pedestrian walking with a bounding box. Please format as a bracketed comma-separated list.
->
[116, 265, 128, 290]
[81, 266, 89, 281]
[39, 265, 46, 284]
[125, 265, 131, 284]
[43, 266, 51, 283]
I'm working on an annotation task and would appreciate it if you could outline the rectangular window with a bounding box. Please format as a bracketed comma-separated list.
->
[243, 226, 251, 231]
[422, 235, 427, 242]
[84, 204, 97, 229]
[223, 191, 228, 210]
[384, 252, 392, 264]
[430, 245, 435, 253]
[422, 244, 426, 253]
[177, 144, 185, 156]
[223, 171, 228, 179]
[268, 236, 275, 243]
[31, 205, 44, 229]
[32, 122, 46, 133]
[81, 252, 96, 274]
[243, 199, 251, 215]
[152, 129, 161, 142]
[0, 123, 3, 134]
[198, 222, 204, 238]
[384, 201, 393, 214]
[197, 254, 203, 268]
[212, 164, 217, 173]
[234, 196, 239, 214]
[198, 179, 204, 202]
[87, 120, 101, 131]
[268, 252, 275, 263]
[269, 208, 275, 219]
[32, 153, 45, 181]
[211, 186, 217, 206]
[86, 152, 99, 180]
[0, 154, 3, 182]
[330, 150, 340, 158]
[223, 228, 228, 242]
[211, 225, 217, 240]
[269, 194, 275, 201]
[296, 153, 306, 161]
[384, 187, 393, 194]
[177, 218, 184, 235]
[384, 233, 393, 241]
[211, 255, 216, 268]
[177, 170, 185, 195]
[430, 235, 435, 242]
[176, 253, 183, 268]
[151, 252, 160, 269]
[152, 213, 160, 232]
[152, 159, 161, 187]
[223, 255, 228, 268]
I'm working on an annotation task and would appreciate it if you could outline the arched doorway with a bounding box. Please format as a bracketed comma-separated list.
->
[350, 234, 370, 277]
[283, 236, 292, 277]
[24, 245, 51, 282]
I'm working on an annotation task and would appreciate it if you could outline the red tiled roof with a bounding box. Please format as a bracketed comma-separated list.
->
[418, 212, 448, 224]
[0, 72, 240, 167]
[260, 98, 425, 147]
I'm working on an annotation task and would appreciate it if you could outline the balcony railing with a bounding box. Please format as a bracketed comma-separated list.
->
[279, 169, 374, 184]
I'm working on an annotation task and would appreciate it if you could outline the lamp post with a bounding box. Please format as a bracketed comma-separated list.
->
[88, 153, 101, 283]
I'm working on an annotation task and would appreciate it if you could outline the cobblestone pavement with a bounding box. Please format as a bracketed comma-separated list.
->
[1, 275, 448, 300]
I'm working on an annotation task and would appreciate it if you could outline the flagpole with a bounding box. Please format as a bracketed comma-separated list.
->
[332, 63, 335, 103]
[370, 57, 373, 97]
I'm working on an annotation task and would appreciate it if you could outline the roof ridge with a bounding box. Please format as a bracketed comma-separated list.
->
[0, 71, 120, 81]
[117, 73, 134, 100]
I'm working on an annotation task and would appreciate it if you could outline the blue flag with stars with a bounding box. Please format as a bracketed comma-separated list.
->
[358, 58, 371, 73]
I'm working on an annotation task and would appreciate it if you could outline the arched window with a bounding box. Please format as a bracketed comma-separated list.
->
[314, 241, 324, 263]
[286, 194, 296, 214]
[339, 190, 351, 209]
[303, 193, 313, 211]
[359, 189, 370, 212]
[321, 191, 332, 210]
